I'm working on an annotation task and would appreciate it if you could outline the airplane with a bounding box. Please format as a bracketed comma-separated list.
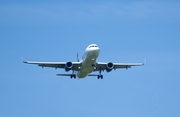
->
[23, 44, 145, 79]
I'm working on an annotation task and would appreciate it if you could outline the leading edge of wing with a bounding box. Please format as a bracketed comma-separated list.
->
[22, 57, 65, 64]
[23, 60, 67, 65]
[22, 59, 80, 65]
[97, 62, 144, 66]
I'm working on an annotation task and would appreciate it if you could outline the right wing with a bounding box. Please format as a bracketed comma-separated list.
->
[22, 60, 81, 71]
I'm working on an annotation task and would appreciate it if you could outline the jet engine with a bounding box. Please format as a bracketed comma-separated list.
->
[65, 62, 73, 71]
[106, 62, 114, 72]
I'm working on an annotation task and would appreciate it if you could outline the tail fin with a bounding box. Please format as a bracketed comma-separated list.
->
[77, 53, 79, 62]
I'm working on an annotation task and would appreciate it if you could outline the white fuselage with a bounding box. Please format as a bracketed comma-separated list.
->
[76, 44, 100, 78]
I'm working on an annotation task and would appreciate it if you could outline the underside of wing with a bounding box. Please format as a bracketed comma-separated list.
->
[23, 60, 81, 71]
[94, 61, 145, 72]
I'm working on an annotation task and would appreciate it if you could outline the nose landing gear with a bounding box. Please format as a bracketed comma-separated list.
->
[91, 59, 96, 67]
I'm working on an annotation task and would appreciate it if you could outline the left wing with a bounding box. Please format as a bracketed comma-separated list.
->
[22, 60, 81, 71]
[94, 61, 145, 71]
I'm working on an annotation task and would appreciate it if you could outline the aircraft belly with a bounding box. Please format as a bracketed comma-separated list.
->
[77, 67, 94, 78]
[77, 72, 88, 78]
[77, 64, 94, 78]
[77, 49, 98, 78]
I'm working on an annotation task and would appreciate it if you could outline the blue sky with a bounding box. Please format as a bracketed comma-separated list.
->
[0, 0, 180, 117]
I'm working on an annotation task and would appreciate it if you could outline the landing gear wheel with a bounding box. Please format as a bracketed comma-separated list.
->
[97, 75, 103, 79]
[101, 75, 103, 79]
[70, 74, 76, 79]
[97, 67, 103, 79]
[70, 70, 76, 79]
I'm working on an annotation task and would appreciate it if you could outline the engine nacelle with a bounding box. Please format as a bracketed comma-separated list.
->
[106, 62, 114, 72]
[65, 61, 73, 71]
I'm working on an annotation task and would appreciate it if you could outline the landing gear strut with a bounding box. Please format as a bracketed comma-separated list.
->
[70, 70, 76, 79]
[92, 59, 96, 67]
[97, 67, 103, 79]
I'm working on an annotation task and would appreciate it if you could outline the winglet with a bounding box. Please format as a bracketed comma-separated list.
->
[142, 59, 146, 65]
[22, 56, 27, 63]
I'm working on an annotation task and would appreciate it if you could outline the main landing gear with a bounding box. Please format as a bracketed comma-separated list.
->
[70, 70, 76, 79]
[91, 61, 103, 79]
[98, 75, 103, 79]
[70, 74, 76, 79]
[97, 68, 103, 79]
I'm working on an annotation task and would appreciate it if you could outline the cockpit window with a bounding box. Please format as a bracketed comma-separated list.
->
[89, 45, 98, 48]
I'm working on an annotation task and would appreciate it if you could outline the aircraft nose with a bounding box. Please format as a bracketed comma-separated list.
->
[94, 47, 100, 54]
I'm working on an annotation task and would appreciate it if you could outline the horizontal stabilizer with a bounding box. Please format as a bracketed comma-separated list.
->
[88, 74, 99, 76]
[57, 74, 72, 76]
